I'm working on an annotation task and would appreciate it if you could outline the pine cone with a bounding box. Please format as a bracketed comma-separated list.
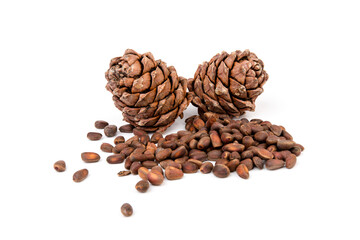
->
[188, 50, 268, 120]
[105, 49, 193, 132]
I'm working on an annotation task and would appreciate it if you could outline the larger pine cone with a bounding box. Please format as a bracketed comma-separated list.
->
[105, 49, 193, 132]
[188, 50, 268, 119]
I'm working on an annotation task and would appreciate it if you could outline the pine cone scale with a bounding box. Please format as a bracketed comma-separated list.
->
[137, 116, 159, 127]
[224, 52, 236, 68]
[204, 94, 225, 113]
[122, 106, 139, 117]
[248, 88, 263, 99]
[141, 55, 156, 73]
[132, 72, 151, 93]
[215, 80, 231, 102]
[218, 98, 239, 114]
[134, 88, 156, 107]
[150, 67, 165, 89]
[155, 79, 171, 102]
[206, 63, 216, 82]
[232, 97, 254, 110]
[119, 92, 138, 106]
[155, 108, 178, 127]
[217, 62, 229, 87]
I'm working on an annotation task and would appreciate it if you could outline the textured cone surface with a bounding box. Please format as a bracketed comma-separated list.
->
[105, 49, 193, 132]
[188, 50, 268, 119]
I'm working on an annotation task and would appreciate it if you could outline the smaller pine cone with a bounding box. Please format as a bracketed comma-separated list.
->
[105, 49, 193, 132]
[188, 50, 268, 120]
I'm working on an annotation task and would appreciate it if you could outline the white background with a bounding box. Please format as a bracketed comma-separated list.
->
[1, 0, 359, 239]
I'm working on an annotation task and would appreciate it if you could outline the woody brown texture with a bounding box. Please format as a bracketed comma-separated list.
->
[188, 50, 268, 119]
[105, 49, 193, 132]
